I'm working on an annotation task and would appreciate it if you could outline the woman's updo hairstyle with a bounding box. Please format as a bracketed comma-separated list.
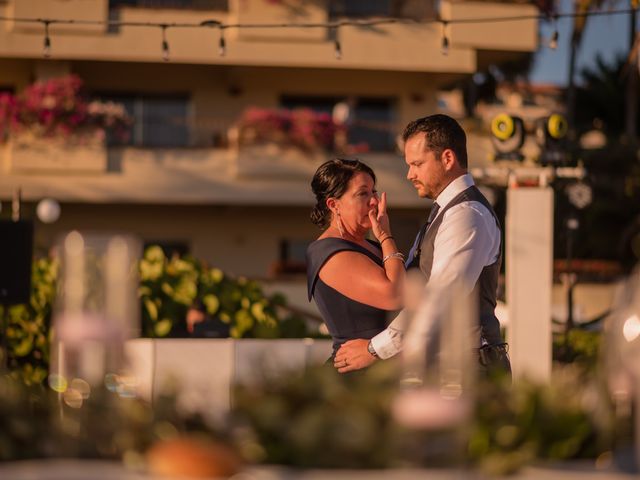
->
[310, 158, 376, 229]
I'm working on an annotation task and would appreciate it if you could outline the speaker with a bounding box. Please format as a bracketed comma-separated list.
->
[0, 220, 34, 305]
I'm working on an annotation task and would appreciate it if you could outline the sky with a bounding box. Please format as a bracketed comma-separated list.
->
[529, 0, 637, 85]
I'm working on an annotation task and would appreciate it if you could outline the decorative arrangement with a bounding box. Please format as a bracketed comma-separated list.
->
[235, 107, 345, 152]
[0, 75, 130, 144]
[231, 361, 610, 474]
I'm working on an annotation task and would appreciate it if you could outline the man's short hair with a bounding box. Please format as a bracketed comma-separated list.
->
[402, 114, 468, 168]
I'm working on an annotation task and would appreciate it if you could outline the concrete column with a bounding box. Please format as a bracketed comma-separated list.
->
[506, 187, 553, 382]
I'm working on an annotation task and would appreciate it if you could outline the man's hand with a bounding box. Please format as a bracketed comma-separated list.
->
[334, 339, 376, 373]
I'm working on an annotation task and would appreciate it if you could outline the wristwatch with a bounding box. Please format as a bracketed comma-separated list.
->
[367, 340, 379, 358]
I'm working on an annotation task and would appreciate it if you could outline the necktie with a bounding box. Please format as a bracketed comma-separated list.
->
[405, 202, 440, 269]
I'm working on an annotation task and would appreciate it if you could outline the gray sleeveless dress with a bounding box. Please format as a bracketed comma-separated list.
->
[306, 238, 391, 358]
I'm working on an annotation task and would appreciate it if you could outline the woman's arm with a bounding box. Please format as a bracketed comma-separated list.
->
[318, 247, 404, 310]
[319, 192, 405, 310]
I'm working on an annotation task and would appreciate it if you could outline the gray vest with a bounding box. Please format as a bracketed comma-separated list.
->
[417, 186, 503, 346]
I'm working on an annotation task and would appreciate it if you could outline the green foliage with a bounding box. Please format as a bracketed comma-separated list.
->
[232, 362, 610, 473]
[553, 329, 601, 368]
[139, 246, 308, 339]
[232, 362, 407, 468]
[469, 367, 608, 475]
[0, 257, 58, 386]
[3, 247, 310, 385]
[0, 375, 218, 462]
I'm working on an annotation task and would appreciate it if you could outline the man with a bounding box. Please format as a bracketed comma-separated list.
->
[334, 114, 510, 375]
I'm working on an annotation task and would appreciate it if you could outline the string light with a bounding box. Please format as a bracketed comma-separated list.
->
[43, 20, 51, 58]
[0, 8, 635, 61]
[218, 27, 226, 57]
[160, 24, 169, 61]
[549, 29, 559, 49]
[549, 15, 559, 50]
[334, 27, 342, 60]
[441, 21, 449, 56]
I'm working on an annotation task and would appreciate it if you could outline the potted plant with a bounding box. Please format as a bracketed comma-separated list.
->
[2, 75, 130, 172]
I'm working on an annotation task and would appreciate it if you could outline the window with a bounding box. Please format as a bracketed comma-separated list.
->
[109, 0, 228, 10]
[269, 239, 311, 276]
[96, 93, 190, 148]
[280, 95, 396, 152]
[329, 0, 393, 18]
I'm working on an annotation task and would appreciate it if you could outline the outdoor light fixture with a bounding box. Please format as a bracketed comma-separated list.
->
[490, 113, 525, 161]
[536, 113, 572, 166]
[441, 21, 450, 56]
[161, 25, 169, 62]
[199, 19, 225, 57]
[43, 20, 51, 58]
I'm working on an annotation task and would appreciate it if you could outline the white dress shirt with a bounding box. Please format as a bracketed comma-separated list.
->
[370, 173, 501, 359]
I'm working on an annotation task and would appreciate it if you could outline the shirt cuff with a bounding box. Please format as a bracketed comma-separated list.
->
[371, 328, 401, 360]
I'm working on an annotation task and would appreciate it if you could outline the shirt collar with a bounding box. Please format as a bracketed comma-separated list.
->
[435, 173, 474, 209]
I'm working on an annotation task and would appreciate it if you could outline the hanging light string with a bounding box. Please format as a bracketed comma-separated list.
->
[333, 26, 342, 60]
[3, 7, 638, 60]
[8, 7, 639, 30]
[42, 19, 52, 58]
[548, 14, 559, 50]
[160, 24, 169, 61]
[440, 20, 450, 56]
[219, 26, 227, 57]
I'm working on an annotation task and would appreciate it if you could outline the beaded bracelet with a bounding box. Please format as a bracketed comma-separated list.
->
[383, 252, 405, 263]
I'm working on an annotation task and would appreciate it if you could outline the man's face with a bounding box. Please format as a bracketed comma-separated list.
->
[404, 133, 446, 200]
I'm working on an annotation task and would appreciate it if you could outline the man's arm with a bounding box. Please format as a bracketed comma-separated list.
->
[334, 311, 406, 373]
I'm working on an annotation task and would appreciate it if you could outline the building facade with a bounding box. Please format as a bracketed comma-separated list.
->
[0, 0, 538, 289]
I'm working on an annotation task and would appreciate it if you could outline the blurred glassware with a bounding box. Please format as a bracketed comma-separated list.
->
[392, 273, 477, 466]
[605, 266, 640, 472]
[49, 232, 140, 401]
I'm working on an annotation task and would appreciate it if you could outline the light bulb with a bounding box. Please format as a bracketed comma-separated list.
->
[162, 40, 170, 61]
[43, 36, 51, 58]
[43, 21, 51, 58]
[37, 198, 61, 224]
[549, 30, 559, 50]
[161, 26, 169, 61]
[219, 33, 226, 57]
[441, 35, 450, 56]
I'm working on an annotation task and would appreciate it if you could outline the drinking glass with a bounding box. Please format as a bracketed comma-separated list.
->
[605, 266, 640, 472]
[49, 232, 140, 404]
[392, 273, 477, 466]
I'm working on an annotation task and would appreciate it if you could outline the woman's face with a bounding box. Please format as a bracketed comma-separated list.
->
[334, 171, 378, 234]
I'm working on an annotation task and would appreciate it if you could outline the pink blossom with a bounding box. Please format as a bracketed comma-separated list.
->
[0, 74, 131, 143]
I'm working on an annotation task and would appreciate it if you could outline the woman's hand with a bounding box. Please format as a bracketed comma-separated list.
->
[369, 192, 391, 241]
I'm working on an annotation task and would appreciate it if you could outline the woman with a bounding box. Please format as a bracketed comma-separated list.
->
[307, 158, 405, 363]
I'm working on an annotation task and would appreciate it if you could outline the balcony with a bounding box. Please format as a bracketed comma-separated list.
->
[5, 134, 107, 174]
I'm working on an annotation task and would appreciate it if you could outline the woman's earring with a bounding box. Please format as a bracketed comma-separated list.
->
[336, 211, 345, 238]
